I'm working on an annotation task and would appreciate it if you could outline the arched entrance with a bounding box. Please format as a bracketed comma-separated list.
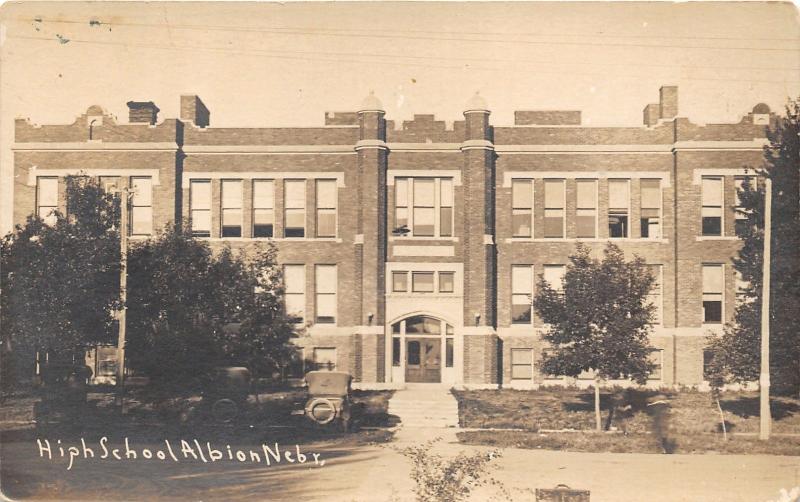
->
[391, 315, 454, 383]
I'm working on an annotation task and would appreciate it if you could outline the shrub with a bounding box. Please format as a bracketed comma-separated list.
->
[398, 438, 505, 502]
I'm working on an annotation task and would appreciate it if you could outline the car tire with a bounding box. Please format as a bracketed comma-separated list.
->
[306, 398, 338, 425]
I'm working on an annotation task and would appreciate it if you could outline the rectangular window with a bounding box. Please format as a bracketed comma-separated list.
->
[313, 348, 337, 371]
[544, 179, 565, 238]
[511, 265, 533, 324]
[36, 177, 58, 226]
[576, 179, 597, 238]
[130, 176, 153, 236]
[648, 349, 664, 380]
[315, 265, 337, 324]
[640, 179, 661, 239]
[702, 264, 724, 324]
[543, 265, 566, 294]
[413, 178, 435, 236]
[438, 272, 455, 293]
[284, 179, 306, 238]
[412, 272, 435, 293]
[392, 271, 408, 292]
[608, 179, 630, 238]
[394, 177, 454, 238]
[315, 180, 337, 238]
[284, 264, 305, 323]
[702, 176, 723, 236]
[445, 338, 454, 368]
[734, 176, 754, 237]
[440, 178, 454, 237]
[190, 179, 211, 237]
[253, 180, 274, 238]
[394, 178, 409, 233]
[220, 179, 242, 238]
[647, 264, 663, 325]
[512, 179, 533, 238]
[511, 348, 534, 380]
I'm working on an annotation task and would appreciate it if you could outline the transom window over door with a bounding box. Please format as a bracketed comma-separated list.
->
[394, 177, 454, 238]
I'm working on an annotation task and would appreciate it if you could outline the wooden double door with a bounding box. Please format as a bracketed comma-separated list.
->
[405, 337, 441, 383]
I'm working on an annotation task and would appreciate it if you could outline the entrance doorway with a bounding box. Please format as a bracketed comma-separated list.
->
[391, 315, 454, 384]
[406, 338, 440, 383]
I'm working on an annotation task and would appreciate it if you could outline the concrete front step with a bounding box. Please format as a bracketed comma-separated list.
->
[388, 387, 461, 428]
[388, 404, 459, 411]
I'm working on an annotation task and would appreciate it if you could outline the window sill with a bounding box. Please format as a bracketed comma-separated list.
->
[696, 236, 739, 241]
[387, 293, 460, 298]
[197, 237, 343, 243]
[389, 236, 459, 242]
[504, 237, 668, 243]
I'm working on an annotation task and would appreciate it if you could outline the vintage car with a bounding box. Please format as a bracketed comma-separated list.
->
[302, 371, 352, 432]
[33, 362, 93, 428]
[201, 366, 252, 423]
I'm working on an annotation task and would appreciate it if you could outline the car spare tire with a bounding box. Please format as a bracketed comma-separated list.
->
[306, 398, 337, 425]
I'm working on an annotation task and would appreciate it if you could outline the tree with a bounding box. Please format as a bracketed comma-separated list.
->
[706, 99, 800, 395]
[0, 176, 120, 387]
[535, 243, 656, 431]
[125, 227, 295, 389]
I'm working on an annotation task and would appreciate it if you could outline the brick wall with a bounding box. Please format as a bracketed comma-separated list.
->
[12, 88, 773, 388]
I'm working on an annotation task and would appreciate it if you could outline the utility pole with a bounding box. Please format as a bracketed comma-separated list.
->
[759, 177, 772, 440]
[113, 187, 133, 412]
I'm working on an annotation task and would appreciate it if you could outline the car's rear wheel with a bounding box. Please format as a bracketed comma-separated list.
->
[306, 398, 337, 425]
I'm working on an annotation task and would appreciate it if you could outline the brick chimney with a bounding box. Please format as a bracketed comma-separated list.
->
[642, 86, 679, 125]
[180, 95, 210, 128]
[643, 103, 660, 127]
[659, 86, 678, 119]
[126, 101, 159, 125]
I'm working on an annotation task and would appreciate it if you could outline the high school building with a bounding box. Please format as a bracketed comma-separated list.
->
[12, 86, 774, 388]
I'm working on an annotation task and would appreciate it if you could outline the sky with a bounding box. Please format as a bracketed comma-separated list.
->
[1, 1, 799, 233]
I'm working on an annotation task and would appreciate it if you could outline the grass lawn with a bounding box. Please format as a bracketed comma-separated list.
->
[454, 387, 800, 454]
[1, 386, 396, 446]
[457, 430, 800, 456]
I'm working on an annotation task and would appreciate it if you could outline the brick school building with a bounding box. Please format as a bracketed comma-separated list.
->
[12, 87, 774, 388]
